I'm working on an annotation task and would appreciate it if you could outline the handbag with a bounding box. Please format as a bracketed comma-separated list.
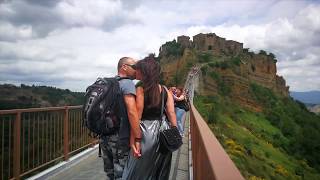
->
[158, 86, 183, 154]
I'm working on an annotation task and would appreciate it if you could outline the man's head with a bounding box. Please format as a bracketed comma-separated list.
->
[117, 57, 136, 78]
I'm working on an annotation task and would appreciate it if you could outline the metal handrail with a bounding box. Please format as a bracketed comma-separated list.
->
[0, 106, 96, 180]
[190, 104, 244, 180]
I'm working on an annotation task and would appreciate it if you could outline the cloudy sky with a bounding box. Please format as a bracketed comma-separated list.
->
[0, 0, 319, 92]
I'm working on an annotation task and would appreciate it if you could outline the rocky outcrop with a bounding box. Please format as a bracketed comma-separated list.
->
[307, 104, 320, 115]
[159, 33, 290, 112]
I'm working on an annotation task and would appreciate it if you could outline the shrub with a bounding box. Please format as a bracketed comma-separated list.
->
[201, 65, 208, 75]
[198, 52, 214, 63]
[163, 40, 184, 57]
[259, 50, 267, 56]
[231, 56, 241, 66]
[209, 71, 221, 81]
[268, 53, 276, 59]
[220, 61, 230, 69]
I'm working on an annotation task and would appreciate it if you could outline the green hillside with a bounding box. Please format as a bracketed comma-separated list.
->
[194, 85, 320, 180]
[159, 35, 320, 180]
[0, 84, 85, 110]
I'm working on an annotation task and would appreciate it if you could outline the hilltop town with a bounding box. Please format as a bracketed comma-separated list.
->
[159, 33, 289, 111]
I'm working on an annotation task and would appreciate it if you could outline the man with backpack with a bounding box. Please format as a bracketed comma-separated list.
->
[102, 57, 142, 180]
[84, 57, 141, 179]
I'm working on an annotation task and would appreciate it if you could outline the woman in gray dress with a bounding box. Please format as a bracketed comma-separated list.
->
[122, 55, 177, 180]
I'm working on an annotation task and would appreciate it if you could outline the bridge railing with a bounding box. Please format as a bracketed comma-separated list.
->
[190, 103, 244, 180]
[0, 106, 96, 180]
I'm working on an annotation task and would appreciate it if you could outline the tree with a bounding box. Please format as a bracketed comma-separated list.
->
[268, 52, 276, 59]
[259, 50, 267, 55]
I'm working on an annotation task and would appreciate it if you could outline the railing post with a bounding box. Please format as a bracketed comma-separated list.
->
[63, 107, 69, 161]
[13, 112, 21, 180]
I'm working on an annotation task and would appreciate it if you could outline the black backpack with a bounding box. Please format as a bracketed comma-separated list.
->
[83, 77, 127, 136]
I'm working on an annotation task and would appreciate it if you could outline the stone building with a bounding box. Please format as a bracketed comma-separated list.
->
[160, 33, 244, 57]
[193, 33, 226, 54]
[177, 35, 192, 48]
[225, 40, 243, 55]
[178, 33, 243, 56]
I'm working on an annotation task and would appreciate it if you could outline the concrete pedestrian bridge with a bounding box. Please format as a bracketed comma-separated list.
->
[0, 70, 244, 180]
[39, 113, 191, 180]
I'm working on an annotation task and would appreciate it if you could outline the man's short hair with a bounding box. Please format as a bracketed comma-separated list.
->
[117, 57, 131, 71]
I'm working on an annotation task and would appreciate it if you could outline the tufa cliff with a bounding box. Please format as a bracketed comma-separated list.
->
[159, 33, 289, 112]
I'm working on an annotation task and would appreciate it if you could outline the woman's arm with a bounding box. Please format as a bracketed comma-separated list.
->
[130, 86, 144, 158]
[164, 87, 177, 127]
[173, 94, 185, 101]
[136, 86, 144, 119]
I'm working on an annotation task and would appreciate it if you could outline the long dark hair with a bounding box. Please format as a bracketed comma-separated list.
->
[136, 55, 161, 108]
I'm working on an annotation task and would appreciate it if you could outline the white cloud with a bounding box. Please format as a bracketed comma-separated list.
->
[176, 4, 320, 91]
[56, 0, 122, 27]
[0, 0, 319, 92]
[0, 21, 33, 41]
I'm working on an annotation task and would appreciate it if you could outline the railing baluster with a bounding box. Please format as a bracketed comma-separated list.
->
[75, 111, 78, 150]
[49, 113, 52, 161]
[73, 111, 76, 149]
[13, 112, 21, 180]
[60, 113, 63, 156]
[32, 113, 35, 169]
[41, 113, 44, 165]
[78, 111, 81, 149]
[9, 115, 12, 178]
[73, 110, 76, 151]
[21, 114, 24, 173]
[2, 117, 5, 180]
[70, 110, 73, 152]
[56, 112, 59, 158]
[46, 112, 49, 163]
[28, 113, 30, 171]
[59, 112, 61, 158]
[37, 112, 40, 166]
[63, 107, 69, 160]
[53, 112, 56, 160]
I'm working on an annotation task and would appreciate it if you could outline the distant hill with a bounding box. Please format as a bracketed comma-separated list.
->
[290, 91, 320, 104]
[0, 84, 85, 110]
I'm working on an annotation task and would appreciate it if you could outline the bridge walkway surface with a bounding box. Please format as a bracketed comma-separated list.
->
[42, 113, 191, 180]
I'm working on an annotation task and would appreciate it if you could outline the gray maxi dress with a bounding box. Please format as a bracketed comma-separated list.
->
[122, 90, 172, 180]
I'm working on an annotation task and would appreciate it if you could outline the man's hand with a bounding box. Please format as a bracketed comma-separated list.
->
[131, 141, 141, 158]
[130, 133, 142, 158]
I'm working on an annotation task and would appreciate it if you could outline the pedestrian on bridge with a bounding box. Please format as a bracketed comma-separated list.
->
[122, 55, 177, 180]
[100, 57, 142, 180]
[173, 87, 188, 137]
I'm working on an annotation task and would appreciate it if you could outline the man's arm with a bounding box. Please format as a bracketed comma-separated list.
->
[123, 94, 141, 139]
[124, 94, 142, 157]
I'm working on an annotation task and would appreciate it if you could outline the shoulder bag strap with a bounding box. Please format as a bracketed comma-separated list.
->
[159, 86, 165, 130]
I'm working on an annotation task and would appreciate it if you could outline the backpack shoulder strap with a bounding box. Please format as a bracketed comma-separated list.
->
[115, 75, 132, 81]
